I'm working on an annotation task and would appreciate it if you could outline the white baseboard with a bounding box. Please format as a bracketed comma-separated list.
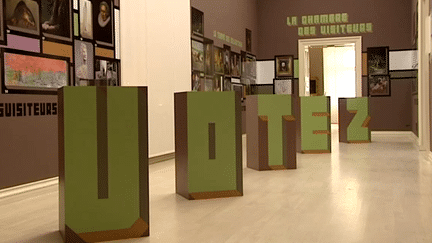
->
[0, 177, 58, 200]
[371, 131, 414, 136]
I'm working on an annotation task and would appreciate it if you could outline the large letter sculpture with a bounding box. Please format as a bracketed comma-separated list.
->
[339, 97, 371, 143]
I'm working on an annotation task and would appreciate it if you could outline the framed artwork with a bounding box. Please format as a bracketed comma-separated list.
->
[368, 75, 391, 97]
[275, 55, 294, 77]
[80, 0, 93, 39]
[0, 0, 6, 45]
[214, 74, 223, 91]
[245, 53, 256, 77]
[191, 7, 203, 37]
[73, 0, 77, 10]
[273, 78, 293, 95]
[41, 0, 72, 42]
[204, 77, 213, 91]
[191, 71, 203, 91]
[74, 40, 94, 86]
[204, 39, 213, 76]
[6, 0, 40, 36]
[231, 82, 244, 100]
[214, 46, 224, 74]
[114, 8, 120, 59]
[223, 44, 231, 76]
[246, 28, 251, 52]
[223, 77, 231, 91]
[367, 46, 389, 76]
[231, 52, 241, 78]
[2, 48, 70, 94]
[191, 39, 204, 72]
[93, 0, 114, 47]
[95, 57, 119, 86]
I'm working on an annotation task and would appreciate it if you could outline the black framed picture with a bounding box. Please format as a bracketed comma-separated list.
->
[223, 44, 231, 76]
[191, 7, 203, 37]
[0, 0, 7, 45]
[275, 55, 294, 78]
[2, 48, 70, 94]
[191, 71, 203, 91]
[93, 0, 114, 47]
[79, 0, 93, 39]
[214, 46, 224, 74]
[273, 78, 293, 95]
[41, 0, 72, 42]
[6, 0, 40, 36]
[231, 51, 241, 78]
[191, 39, 204, 72]
[368, 75, 391, 97]
[367, 46, 389, 76]
[245, 53, 256, 78]
[74, 40, 94, 86]
[94, 57, 119, 86]
[223, 76, 231, 91]
[204, 38, 214, 76]
[246, 28, 251, 52]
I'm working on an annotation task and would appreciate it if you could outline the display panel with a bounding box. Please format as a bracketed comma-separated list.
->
[6, 0, 40, 36]
[41, 0, 72, 42]
[2, 49, 69, 93]
[93, 0, 113, 46]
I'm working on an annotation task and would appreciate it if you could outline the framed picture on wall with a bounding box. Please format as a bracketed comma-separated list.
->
[214, 46, 224, 74]
[94, 57, 119, 86]
[2, 48, 70, 94]
[204, 77, 213, 91]
[93, 0, 114, 47]
[204, 38, 214, 76]
[0, 0, 6, 45]
[246, 28, 251, 52]
[223, 76, 232, 91]
[191, 39, 205, 72]
[275, 55, 294, 78]
[232, 82, 244, 100]
[368, 75, 391, 97]
[80, 0, 93, 39]
[231, 52, 241, 78]
[191, 71, 203, 91]
[6, 0, 40, 36]
[41, 0, 73, 42]
[74, 40, 94, 86]
[223, 45, 231, 76]
[245, 53, 256, 78]
[214, 74, 223, 91]
[367, 46, 389, 76]
[273, 78, 293, 95]
[191, 7, 203, 37]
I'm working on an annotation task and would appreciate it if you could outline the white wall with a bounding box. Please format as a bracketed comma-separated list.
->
[256, 61, 274, 84]
[121, 0, 191, 157]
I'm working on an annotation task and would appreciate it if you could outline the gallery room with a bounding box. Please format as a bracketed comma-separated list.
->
[0, 0, 432, 242]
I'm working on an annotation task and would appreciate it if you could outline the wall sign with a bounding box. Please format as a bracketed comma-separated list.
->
[287, 13, 373, 37]
[213, 30, 243, 48]
[0, 102, 58, 117]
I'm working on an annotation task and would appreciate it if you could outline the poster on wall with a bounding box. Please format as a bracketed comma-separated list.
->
[204, 39, 213, 76]
[214, 46, 224, 74]
[2, 49, 69, 93]
[6, 0, 40, 36]
[273, 78, 293, 95]
[191, 7, 203, 37]
[275, 55, 293, 78]
[93, 0, 113, 46]
[231, 52, 241, 78]
[368, 75, 390, 97]
[41, 0, 72, 42]
[223, 45, 231, 76]
[80, 0, 93, 39]
[246, 28, 251, 52]
[191, 39, 204, 72]
[74, 40, 94, 86]
[95, 58, 118, 86]
[367, 46, 389, 76]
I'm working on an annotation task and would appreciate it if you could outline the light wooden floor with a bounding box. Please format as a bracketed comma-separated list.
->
[1, 126, 432, 243]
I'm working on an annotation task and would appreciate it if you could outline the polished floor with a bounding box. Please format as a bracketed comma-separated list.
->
[1, 126, 432, 243]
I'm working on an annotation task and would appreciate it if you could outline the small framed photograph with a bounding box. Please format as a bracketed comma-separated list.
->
[191, 39, 205, 72]
[191, 7, 203, 37]
[231, 52, 241, 78]
[223, 45, 231, 76]
[273, 78, 293, 95]
[275, 55, 294, 77]
[94, 57, 119, 86]
[246, 28, 251, 52]
[368, 75, 391, 97]
[367, 46, 389, 76]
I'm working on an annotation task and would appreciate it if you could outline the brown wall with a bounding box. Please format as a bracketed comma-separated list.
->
[0, 94, 58, 189]
[309, 47, 323, 96]
[257, 0, 413, 59]
[190, 0, 258, 54]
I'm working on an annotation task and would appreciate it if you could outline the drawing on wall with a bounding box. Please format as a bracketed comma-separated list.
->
[275, 55, 294, 77]
[367, 46, 389, 76]
[191, 39, 204, 72]
[95, 58, 118, 86]
[80, 0, 93, 39]
[6, 0, 40, 35]
[368, 75, 390, 97]
[74, 40, 94, 86]
[231, 52, 241, 77]
[246, 28, 251, 52]
[3, 50, 69, 91]
[273, 78, 292, 94]
[214, 46, 224, 74]
[93, 0, 113, 46]
[204, 40, 213, 76]
[191, 7, 203, 37]
[223, 45, 231, 76]
[41, 0, 72, 41]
